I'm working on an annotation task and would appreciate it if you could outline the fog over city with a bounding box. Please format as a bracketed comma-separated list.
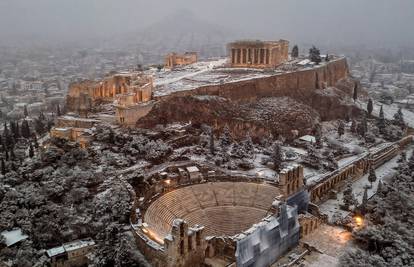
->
[2, 1, 414, 267]
[1, 0, 413, 48]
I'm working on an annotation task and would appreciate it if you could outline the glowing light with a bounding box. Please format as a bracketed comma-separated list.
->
[354, 216, 364, 227]
[147, 230, 164, 244]
[165, 179, 171, 185]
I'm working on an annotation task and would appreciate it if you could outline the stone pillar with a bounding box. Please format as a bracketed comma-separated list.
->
[266, 49, 270, 65]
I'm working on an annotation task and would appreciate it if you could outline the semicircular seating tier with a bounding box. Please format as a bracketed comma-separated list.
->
[143, 182, 281, 239]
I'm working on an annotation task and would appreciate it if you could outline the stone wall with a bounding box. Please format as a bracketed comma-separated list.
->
[157, 58, 349, 103]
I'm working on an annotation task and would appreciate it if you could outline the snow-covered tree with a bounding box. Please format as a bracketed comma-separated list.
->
[271, 142, 283, 171]
[219, 124, 232, 148]
[291, 45, 299, 58]
[209, 128, 215, 155]
[342, 183, 357, 210]
[392, 107, 405, 128]
[368, 167, 377, 188]
[353, 83, 358, 102]
[351, 119, 357, 134]
[309, 46, 321, 64]
[338, 121, 345, 137]
[367, 98, 373, 116]
[377, 105, 386, 134]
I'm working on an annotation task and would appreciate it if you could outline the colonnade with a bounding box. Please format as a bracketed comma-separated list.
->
[231, 48, 271, 65]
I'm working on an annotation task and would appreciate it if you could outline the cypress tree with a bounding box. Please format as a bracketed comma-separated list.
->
[367, 99, 373, 116]
[338, 121, 345, 137]
[353, 83, 358, 102]
[29, 143, 34, 158]
[24, 105, 28, 117]
[1, 158, 6, 175]
[21, 120, 31, 139]
[14, 121, 20, 139]
[368, 167, 377, 188]
[209, 128, 215, 155]
[378, 105, 386, 134]
[57, 104, 61, 116]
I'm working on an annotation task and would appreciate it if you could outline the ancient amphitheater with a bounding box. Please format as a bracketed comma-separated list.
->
[143, 182, 282, 239]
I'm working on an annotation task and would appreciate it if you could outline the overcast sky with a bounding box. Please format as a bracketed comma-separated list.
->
[0, 0, 413, 47]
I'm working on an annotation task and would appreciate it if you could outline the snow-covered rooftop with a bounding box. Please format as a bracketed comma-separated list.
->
[1, 228, 28, 247]
[46, 238, 95, 258]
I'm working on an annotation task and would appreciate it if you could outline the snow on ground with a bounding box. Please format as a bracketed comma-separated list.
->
[154, 59, 227, 87]
[319, 144, 413, 221]
[300, 224, 354, 267]
[358, 100, 414, 128]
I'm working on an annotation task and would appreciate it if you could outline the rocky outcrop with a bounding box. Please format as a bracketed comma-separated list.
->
[156, 58, 349, 102]
[137, 95, 319, 141]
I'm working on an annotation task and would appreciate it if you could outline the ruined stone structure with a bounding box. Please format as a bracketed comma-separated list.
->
[308, 136, 413, 204]
[66, 72, 153, 119]
[50, 116, 99, 148]
[279, 164, 304, 197]
[228, 40, 289, 68]
[133, 164, 313, 267]
[165, 52, 198, 69]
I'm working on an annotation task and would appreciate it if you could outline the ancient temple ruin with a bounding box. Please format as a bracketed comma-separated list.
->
[165, 52, 198, 69]
[228, 40, 289, 68]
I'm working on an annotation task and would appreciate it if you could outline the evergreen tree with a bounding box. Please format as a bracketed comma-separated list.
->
[4, 149, 8, 161]
[291, 45, 299, 58]
[377, 180, 384, 196]
[342, 183, 357, 210]
[377, 105, 386, 134]
[219, 125, 232, 148]
[9, 121, 15, 137]
[309, 46, 321, 64]
[367, 99, 373, 116]
[21, 120, 31, 139]
[14, 121, 20, 139]
[353, 83, 358, 102]
[325, 53, 330, 62]
[338, 121, 345, 137]
[1, 158, 6, 175]
[271, 142, 283, 171]
[56, 104, 61, 116]
[315, 123, 323, 147]
[10, 147, 15, 160]
[368, 167, 377, 188]
[24, 105, 28, 117]
[39, 112, 45, 121]
[33, 135, 39, 149]
[34, 118, 45, 135]
[393, 107, 405, 128]
[108, 129, 115, 144]
[408, 151, 414, 171]
[243, 133, 254, 154]
[360, 186, 369, 214]
[29, 143, 34, 158]
[3, 122, 8, 137]
[209, 128, 215, 155]
[351, 119, 357, 133]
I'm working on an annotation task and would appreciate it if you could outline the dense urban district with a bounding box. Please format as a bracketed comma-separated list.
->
[1, 39, 414, 267]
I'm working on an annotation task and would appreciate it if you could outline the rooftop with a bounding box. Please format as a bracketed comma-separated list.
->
[1, 228, 28, 247]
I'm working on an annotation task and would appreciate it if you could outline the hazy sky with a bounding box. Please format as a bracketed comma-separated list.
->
[0, 0, 413, 47]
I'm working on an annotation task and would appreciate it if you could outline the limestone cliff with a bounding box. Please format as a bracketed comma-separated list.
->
[136, 95, 319, 141]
